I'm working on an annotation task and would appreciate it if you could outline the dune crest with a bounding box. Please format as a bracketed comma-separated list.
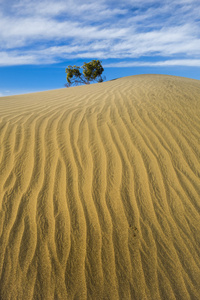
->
[0, 75, 200, 299]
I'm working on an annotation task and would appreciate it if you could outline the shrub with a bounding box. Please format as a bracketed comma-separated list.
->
[65, 60, 105, 87]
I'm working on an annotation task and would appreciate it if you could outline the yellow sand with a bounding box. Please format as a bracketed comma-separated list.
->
[0, 74, 200, 299]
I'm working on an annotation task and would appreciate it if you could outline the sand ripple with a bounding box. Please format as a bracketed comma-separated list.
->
[0, 75, 200, 299]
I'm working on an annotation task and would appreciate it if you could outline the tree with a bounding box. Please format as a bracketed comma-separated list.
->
[65, 60, 105, 87]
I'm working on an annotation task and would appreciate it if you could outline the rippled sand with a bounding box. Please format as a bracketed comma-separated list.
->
[0, 75, 200, 299]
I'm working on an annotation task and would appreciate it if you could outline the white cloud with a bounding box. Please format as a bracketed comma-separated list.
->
[0, 51, 45, 66]
[0, 0, 200, 65]
[0, 89, 42, 97]
[104, 59, 200, 67]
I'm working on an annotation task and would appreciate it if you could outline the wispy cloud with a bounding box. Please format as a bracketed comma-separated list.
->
[105, 59, 200, 67]
[0, 0, 200, 66]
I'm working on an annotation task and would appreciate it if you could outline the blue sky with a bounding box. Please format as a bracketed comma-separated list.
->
[0, 0, 200, 96]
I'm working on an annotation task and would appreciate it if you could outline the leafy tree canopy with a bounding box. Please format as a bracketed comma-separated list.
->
[65, 60, 105, 87]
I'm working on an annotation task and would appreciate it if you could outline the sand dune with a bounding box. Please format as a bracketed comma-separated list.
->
[0, 74, 200, 299]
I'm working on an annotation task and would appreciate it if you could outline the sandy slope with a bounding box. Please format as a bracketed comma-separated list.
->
[0, 74, 200, 299]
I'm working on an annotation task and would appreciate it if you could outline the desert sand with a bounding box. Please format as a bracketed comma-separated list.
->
[0, 74, 200, 299]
